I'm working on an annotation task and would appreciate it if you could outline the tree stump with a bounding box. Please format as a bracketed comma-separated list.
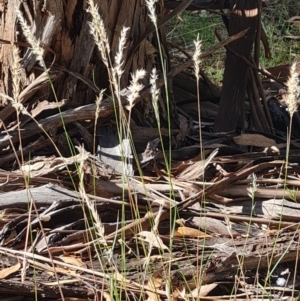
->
[0, 0, 170, 160]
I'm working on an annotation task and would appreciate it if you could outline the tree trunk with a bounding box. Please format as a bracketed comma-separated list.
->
[213, 0, 259, 133]
[0, 0, 168, 162]
[0, 0, 159, 97]
[0, 0, 161, 124]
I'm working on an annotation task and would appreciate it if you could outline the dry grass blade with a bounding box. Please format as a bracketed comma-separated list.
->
[0, 247, 168, 296]
[0, 70, 61, 123]
[220, 185, 300, 202]
[176, 148, 218, 180]
[179, 160, 285, 209]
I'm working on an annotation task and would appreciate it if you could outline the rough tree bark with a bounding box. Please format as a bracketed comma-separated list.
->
[0, 0, 162, 125]
[213, 0, 259, 133]
[0, 0, 172, 165]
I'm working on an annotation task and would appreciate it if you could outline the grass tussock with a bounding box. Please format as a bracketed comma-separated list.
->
[1, 1, 300, 300]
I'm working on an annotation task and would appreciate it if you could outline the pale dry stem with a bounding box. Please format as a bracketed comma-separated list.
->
[193, 35, 203, 148]
[78, 148, 107, 246]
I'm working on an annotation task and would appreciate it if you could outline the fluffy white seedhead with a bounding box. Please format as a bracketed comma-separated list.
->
[286, 61, 300, 117]
[193, 35, 202, 78]
[150, 67, 160, 102]
[126, 69, 146, 110]
[114, 27, 130, 78]
[87, 0, 110, 67]
[146, 0, 158, 24]
[16, 10, 45, 67]
[150, 68, 160, 121]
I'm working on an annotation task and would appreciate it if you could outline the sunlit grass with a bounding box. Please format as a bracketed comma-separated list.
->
[260, 0, 300, 68]
[167, 3, 300, 84]
[167, 10, 225, 84]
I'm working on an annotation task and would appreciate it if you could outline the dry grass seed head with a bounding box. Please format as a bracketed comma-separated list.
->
[114, 27, 130, 78]
[88, 0, 128, 105]
[16, 10, 45, 67]
[150, 67, 160, 101]
[146, 0, 159, 24]
[12, 46, 21, 101]
[0, 92, 27, 114]
[87, 0, 110, 68]
[126, 69, 146, 110]
[95, 89, 105, 119]
[150, 68, 160, 119]
[286, 61, 300, 117]
[193, 35, 202, 77]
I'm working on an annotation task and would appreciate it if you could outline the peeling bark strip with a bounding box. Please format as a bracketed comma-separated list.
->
[233, 8, 258, 17]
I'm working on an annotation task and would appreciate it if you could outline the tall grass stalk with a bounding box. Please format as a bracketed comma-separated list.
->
[259, 62, 299, 296]
[193, 35, 203, 150]
[87, 1, 157, 297]
[87, 4, 127, 298]
[150, 67, 169, 168]
[87, 1, 126, 164]
[2, 20, 67, 299]
[146, 0, 172, 175]
[11, 45, 25, 166]
[88, 1, 147, 183]
[17, 9, 77, 160]
[192, 35, 212, 292]
[145, 2, 179, 276]
[88, 5, 136, 282]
